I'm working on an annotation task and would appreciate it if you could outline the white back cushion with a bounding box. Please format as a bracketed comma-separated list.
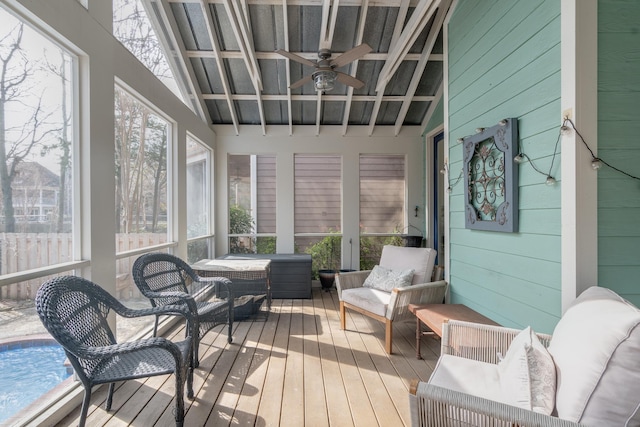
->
[379, 245, 436, 285]
[548, 286, 640, 424]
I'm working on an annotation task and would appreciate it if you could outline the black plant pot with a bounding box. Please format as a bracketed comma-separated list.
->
[318, 269, 337, 291]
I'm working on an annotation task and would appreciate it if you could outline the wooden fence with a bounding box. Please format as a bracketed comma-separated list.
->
[0, 233, 166, 301]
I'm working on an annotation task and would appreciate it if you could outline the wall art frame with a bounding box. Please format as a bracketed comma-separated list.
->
[462, 118, 518, 232]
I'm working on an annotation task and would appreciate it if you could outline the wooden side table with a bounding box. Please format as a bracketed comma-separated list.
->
[409, 303, 500, 359]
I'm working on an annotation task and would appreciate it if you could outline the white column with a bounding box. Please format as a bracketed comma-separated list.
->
[560, 0, 598, 312]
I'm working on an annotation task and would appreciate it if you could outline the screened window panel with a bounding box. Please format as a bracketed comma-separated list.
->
[294, 155, 342, 234]
[360, 154, 405, 234]
[186, 136, 210, 239]
[228, 154, 276, 254]
[114, 87, 169, 247]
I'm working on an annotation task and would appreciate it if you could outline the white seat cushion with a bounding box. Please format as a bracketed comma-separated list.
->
[379, 245, 436, 285]
[341, 287, 391, 318]
[548, 286, 640, 425]
[429, 354, 504, 403]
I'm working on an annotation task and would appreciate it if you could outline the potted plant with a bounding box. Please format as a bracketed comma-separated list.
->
[308, 235, 341, 291]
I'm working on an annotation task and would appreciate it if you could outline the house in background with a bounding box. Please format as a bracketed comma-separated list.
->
[0, 161, 72, 231]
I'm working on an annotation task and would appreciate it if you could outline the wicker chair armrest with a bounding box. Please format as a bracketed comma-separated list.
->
[442, 320, 553, 364]
[194, 276, 234, 300]
[140, 290, 200, 313]
[387, 280, 448, 321]
[75, 336, 186, 361]
[335, 270, 371, 298]
[410, 382, 584, 427]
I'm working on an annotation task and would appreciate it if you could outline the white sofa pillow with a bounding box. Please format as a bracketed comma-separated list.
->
[498, 326, 556, 415]
[548, 286, 640, 425]
[362, 265, 414, 292]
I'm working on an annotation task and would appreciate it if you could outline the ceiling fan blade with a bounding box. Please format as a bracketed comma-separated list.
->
[335, 72, 366, 89]
[289, 75, 313, 89]
[330, 43, 372, 68]
[275, 49, 316, 67]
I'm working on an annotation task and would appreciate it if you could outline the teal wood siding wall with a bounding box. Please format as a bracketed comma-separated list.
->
[598, 1, 640, 306]
[447, 0, 561, 333]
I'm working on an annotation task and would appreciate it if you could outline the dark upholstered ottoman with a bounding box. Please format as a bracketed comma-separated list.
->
[217, 254, 312, 299]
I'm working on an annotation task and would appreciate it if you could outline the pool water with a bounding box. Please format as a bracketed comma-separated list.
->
[0, 343, 72, 424]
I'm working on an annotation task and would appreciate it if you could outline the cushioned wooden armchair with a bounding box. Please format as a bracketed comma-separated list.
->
[336, 245, 448, 354]
[409, 286, 640, 426]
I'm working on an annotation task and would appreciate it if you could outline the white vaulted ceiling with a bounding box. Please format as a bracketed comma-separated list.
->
[146, 0, 451, 135]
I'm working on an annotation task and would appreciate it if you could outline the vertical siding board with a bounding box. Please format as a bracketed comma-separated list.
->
[598, 0, 640, 305]
[447, 0, 562, 329]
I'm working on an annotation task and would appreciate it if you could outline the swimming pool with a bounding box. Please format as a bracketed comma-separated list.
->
[0, 337, 73, 424]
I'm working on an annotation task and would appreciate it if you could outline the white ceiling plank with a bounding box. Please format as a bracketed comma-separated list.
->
[341, 0, 369, 136]
[223, 0, 267, 131]
[367, 0, 409, 135]
[394, 0, 450, 135]
[197, 0, 240, 134]
[222, 0, 263, 90]
[202, 94, 435, 101]
[168, 0, 422, 6]
[149, 0, 210, 122]
[319, 0, 331, 49]
[283, 0, 293, 135]
[186, 50, 443, 62]
[376, 0, 439, 92]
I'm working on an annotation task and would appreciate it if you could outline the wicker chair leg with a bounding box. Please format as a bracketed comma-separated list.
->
[193, 337, 200, 369]
[175, 372, 185, 426]
[340, 301, 346, 330]
[227, 318, 233, 343]
[79, 387, 91, 427]
[153, 315, 159, 337]
[105, 382, 115, 411]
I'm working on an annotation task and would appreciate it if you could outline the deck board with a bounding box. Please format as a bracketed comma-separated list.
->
[56, 288, 440, 427]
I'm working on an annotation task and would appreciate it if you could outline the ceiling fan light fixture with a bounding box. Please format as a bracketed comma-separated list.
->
[313, 70, 337, 92]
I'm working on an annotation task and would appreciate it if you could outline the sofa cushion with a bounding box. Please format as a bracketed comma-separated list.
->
[363, 265, 414, 292]
[379, 245, 436, 285]
[497, 326, 556, 414]
[341, 287, 391, 318]
[548, 286, 640, 425]
[429, 354, 503, 403]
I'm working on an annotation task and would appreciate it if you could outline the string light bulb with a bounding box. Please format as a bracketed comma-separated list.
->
[499, 119, 508, 126]
[560, 125, 571, 135]
[440, 168, 446, 175]
[591, 158, 602, 170]
[475, 127, 485, 133]
[513, 153, 525, 164]
[546, 176, 556, 186]
[457, 137, 464, 143]
[446, 187, 452, 194]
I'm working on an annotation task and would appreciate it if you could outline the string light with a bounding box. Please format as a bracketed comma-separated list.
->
[565, 118, 640, 181]
[441, 162, 463, 194]
[514, 117, 640, 185]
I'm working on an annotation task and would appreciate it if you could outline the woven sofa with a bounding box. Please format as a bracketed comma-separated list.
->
[410, 286, 640, 426]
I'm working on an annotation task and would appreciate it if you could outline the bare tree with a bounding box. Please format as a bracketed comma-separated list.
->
[0, 23, 55, 232]
[114, 0, 170, 234]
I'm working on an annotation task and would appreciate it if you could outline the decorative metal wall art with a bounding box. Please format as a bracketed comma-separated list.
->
[462, 118, 518, 232]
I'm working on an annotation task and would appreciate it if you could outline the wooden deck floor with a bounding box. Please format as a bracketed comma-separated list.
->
[57, 288, 441, 426]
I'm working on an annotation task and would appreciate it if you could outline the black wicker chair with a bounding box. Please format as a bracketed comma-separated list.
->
[35, 276, 194, 427]
[132, 252, 234, 367]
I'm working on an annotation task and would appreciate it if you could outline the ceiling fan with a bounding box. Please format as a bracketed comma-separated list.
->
[276, 43, 372, 92]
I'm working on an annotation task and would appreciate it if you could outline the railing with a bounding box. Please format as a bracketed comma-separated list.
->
[0, 233, 166, 301]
